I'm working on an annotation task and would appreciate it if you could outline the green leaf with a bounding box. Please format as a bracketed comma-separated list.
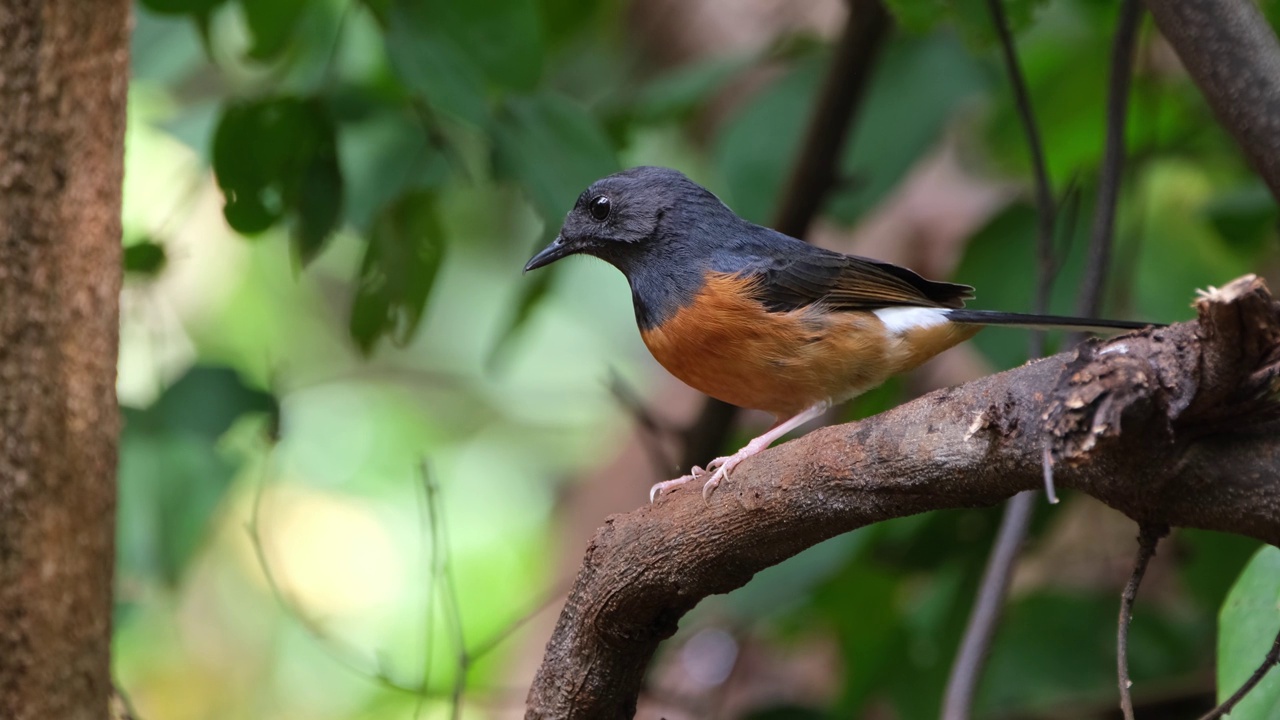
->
[294, 150, 344, 264]
[128, 365, 277, 439]
[713, 52, 820, 224]
[537, 0, 608, 50]
[117, 366, 276, 586]
[883, 0, 1048, 43]
[631, 53, 757, 123]
[1204, 183, 1279, 255]
[491, 92, 619, 231]
[979, 592, 1203, 715]
[826, 32, 987, 223]
[123, 240, 168, 278]
[385, 3, 489, 126]
[384, 0, 546, 125]
[436, 0, 544, 91]
[882, 0, 949, 34]
[714, 32, 985, 227]
[335, 102, 450, 232]
[239, 0, 307, 61]
[138, 0, 227, 17]
[1180, 529, 1263, 612]
[1218, 546, 1280, 716]
[212, 96, 344, 260]
[349, 192, 446, 354]
[487, 262, 555, 371]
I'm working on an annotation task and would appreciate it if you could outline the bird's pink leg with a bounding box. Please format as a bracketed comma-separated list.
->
[648, 401, 830, 503]
[699, 402, 830, 500]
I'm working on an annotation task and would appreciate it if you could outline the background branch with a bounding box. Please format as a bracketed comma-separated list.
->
[1143, 0, 1280, 199]
[526, 275, 1280, 718]
[1078, 0, 1144, 322]
[681, 0, 890, 471]
[943, 0, 1069, 710]
[1117, 524, 1169, 720]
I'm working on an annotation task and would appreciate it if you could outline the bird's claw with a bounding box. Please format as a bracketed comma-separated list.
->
[648, 465, 708, 503]
[700, 455, 744, 502]
[649, 452, 754, 503]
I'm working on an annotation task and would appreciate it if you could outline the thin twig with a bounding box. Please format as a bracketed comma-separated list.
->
[466, 584, 569, 661]
[248, 455, 428, 697]
[942, 491, 1037, 720]
[985, 0, 1057, 354]
[1076, 0, 1144, 325]
[772, 0, 892, 238]
[607, 368, 680, 478]
[681, 0, 891, 471]
[414, 461, 442, 719]
[247, 447, 533, 708]
[1118, 523, 1169, 720]
[1198, 626, 1280, 720]
[942, 0, 1059, 715]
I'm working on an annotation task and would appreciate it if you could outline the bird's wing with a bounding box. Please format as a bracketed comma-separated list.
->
[728, 245, 974, 312]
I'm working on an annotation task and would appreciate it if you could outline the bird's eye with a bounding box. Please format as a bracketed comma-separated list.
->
[588, 195, 611, 221]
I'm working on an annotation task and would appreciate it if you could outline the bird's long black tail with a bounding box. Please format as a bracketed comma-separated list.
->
[943, 309, 1164, 333]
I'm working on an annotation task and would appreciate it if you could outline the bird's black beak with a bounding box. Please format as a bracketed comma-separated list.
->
[524, 235, 573, 273]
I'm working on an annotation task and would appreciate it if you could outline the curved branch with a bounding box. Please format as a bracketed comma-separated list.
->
[1144, 0, 1280, 199]
[1117, 523, 1169, 720]
[525, 275, 1280, 718]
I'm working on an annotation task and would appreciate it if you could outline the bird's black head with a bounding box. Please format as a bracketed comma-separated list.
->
[523, 166, 728, 276]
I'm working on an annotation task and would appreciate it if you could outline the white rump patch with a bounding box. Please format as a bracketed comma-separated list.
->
[874, 307, 950, 335]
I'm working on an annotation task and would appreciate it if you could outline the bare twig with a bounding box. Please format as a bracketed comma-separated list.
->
[985, 0, 1056, 350]
[942, 491, 1037, 720]
[248, 453, 540, 709]
[1117, 523, 1169, 720]
[943, 0, 1059, 714]
[681, 0, 891, 472]
[1198, 626, 1280, 720]
[1077, 0, 1144, 322]
[607, 368, 680, 478]
[248, 459, 428, 697]
[419, 465, 469, 720]
[772, 0, 892, 238]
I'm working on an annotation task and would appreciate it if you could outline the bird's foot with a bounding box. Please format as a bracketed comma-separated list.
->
[698, 437, 773, 501]
[648, 465, 708, 503]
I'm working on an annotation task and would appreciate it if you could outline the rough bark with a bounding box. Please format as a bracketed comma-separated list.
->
[525, 275, 1280, 718]
[0, 3, 130, 719]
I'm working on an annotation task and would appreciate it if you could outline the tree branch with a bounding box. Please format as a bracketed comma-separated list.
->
[942, 491, 1036, 720]
[1143, 0, 1280, 199]
[1078, 0, 1144, 322]
[526, 275, 1280, 718]
[772, 0, 891, 239]
[1117, 523, 1169, 720]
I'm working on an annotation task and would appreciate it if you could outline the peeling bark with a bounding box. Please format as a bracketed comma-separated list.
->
[525, 275, 1280, 719]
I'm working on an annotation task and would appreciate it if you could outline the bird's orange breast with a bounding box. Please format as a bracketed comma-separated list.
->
[639, 272, 980, 417]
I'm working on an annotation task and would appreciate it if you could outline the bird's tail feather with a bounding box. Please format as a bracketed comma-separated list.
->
[943, 309, 1163, 333]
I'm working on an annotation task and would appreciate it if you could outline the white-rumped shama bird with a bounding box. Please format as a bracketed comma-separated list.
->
[524, 166, 1160, 502]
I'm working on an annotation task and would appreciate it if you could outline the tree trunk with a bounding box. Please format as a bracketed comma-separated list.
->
[0, 3, 130, 719]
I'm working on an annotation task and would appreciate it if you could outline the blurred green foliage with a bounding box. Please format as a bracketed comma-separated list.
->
[116, 0, 1279, 717]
